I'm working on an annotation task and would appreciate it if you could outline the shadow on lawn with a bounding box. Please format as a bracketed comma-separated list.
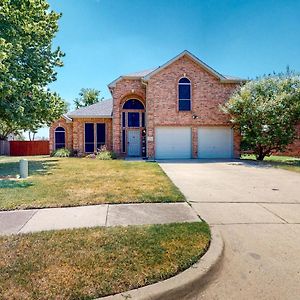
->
[0, 180, 34, 189]
[0, 159, 59, 177]
[241, 157, 300, 169]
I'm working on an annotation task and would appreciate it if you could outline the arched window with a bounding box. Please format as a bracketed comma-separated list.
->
[123, 99, 145, 110]
[55, 127, 65, 149]
[178, 77, 191, 111]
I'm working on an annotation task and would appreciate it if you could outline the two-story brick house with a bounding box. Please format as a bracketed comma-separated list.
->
[49, 50, 247, 159]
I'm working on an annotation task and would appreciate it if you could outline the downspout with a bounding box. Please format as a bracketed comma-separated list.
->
[141, 79, 149, 159]
[108, 86, 115, 153]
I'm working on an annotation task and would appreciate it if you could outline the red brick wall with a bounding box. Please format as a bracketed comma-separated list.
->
[72, 118, 112, 153]
[49, 117, 112, 154]
[51, 55, 242, 158]
[110, 79, 146, 154]
[49, 118, 73, 152]
[145, 54, 241, 158]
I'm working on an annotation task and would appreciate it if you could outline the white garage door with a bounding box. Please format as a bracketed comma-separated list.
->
[198, 127, 233, 158]
[155, 127, 192, 159]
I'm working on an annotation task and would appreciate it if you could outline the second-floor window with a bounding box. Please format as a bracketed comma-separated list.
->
[178, 77, 191, 111]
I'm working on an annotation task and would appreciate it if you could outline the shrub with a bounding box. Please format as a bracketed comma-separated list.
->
[51, 148, 71, 157]
[222, 73, 300, 160]
[96, 145, 117, 160]
[96, 151, 117, 160]
[70, 149, 80, 157]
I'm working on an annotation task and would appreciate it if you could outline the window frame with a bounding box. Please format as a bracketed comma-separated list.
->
[128, 112, 140, 128]
[96, 123, 106, 150]
[178, 77, 192, 112]
[84, 122, 107, 153]
[123, 99, 145, 110]
[54, 126, 66, 150]
[84, 123, 95, 153]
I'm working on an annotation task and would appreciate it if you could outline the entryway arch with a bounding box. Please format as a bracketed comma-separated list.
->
[121, 99, 146, 157]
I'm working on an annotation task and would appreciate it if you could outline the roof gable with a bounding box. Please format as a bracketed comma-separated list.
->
[143, 50, 243, 83]
[108, 50, 246, 89]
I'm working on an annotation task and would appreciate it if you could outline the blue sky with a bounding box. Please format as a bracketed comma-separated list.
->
[38, 0, 300, 138]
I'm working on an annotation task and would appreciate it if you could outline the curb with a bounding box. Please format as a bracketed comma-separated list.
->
[98, 226, 224, 300]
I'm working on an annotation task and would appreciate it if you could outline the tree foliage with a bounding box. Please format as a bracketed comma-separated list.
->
[0, 0, 67, 140]
[73, 88, 103, 109]
[222, 74, 300, 160]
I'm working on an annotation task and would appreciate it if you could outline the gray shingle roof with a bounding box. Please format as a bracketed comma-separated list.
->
[123, 68, 156, 77]
[67, 99, 113, 118]
[223, 75, 246, 81]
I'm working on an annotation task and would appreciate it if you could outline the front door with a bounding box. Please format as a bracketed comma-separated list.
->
[127, 130, 141, 156]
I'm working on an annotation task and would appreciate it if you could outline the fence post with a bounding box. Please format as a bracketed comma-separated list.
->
[20, 159, 28, 178]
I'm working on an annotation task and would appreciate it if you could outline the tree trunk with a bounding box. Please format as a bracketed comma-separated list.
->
[256, 153, 265, 160]
[256, 145, 265, 160]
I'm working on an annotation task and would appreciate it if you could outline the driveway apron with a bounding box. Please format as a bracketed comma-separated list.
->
[160, 160, 300, 300]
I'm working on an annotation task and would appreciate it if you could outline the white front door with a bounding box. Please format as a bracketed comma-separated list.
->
[127, 130, 141, 156]
[198, 127, 233, 158]
[155, 127, 192, 159]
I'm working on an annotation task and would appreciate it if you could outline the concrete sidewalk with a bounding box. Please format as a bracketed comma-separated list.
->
[0, 202, 200, 235]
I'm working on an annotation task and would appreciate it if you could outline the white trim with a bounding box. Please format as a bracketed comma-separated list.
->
[67, 115, 112, 119]
[62, 114, 72, 123]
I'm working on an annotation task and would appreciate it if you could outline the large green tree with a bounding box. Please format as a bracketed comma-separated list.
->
[222, 74, 300, 160]
[0, 0, 67, 140]
[73, 88, 103, 109]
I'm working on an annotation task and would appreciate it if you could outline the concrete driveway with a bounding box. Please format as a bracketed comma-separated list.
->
[159, 160, 300, 300]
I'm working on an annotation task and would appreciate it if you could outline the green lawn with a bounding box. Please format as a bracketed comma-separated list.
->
[0, 222, 210, 300]
[0, 156, 184, 210]
[242, 154, 300, 173]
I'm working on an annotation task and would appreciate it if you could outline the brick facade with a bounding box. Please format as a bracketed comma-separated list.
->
[49, 117, 112, 154]
[110, 79, 146, 154]
[72, 118, 112, 153]
[49, 52, 246, 158]
[144, 55, 241, 158]
[49, 118, 73, 153]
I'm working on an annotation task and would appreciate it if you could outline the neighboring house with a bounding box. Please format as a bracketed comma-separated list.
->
[279, 123, 300, 157]
[50, 50, 247, 159]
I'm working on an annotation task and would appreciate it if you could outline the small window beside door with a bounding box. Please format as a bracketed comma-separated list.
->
[55, 127, 65, 149]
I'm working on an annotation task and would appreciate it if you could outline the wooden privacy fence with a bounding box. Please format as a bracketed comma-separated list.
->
[0, 140, 10, 155]
[9, 141, 50, 156]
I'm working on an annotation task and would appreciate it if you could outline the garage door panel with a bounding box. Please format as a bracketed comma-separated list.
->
[156, 127, 191, 159]
[198, 127, 233, 159]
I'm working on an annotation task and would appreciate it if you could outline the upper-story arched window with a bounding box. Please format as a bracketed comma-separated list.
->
[123, 99, 145, 110]
[178, 77, 191, 111]
[55, 127, 65, 149]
